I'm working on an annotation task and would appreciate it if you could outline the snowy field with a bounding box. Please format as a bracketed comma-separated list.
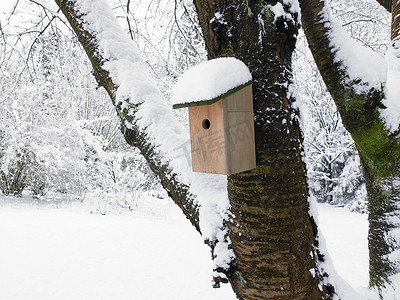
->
[0, 194, 369, 299]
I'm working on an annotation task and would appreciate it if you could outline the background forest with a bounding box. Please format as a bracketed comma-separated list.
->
[1, 0, 397, 299]
[0, 0, 389, 212]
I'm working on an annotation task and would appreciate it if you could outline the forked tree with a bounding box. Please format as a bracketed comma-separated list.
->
[53, 0, 400, 299]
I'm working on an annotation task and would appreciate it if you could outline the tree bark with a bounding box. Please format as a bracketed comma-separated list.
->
[377, 0, 393, 12]
[300, 0, 400, 292]
[392, 0, 400, 41]
[194, 1, 331, 299]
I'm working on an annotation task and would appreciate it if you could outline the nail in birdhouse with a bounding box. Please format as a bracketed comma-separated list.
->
[172, 57, 256, 175]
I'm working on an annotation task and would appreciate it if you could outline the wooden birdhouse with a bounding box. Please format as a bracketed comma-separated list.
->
[172, 58, 256, 175]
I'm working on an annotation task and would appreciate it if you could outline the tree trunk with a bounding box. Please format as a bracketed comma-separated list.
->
[392, 0, 400, 41]
[363, 162, 400, 289]
[299, 0, 400, 293]
[366, 0, 400, 290]
[194, 1, 331, 299]
[377, 0, 393, 12]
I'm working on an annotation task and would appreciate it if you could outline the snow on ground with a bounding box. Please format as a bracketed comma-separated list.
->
[317, 204, 369, 290]
[0, 194, 369, 299]
[0, 194, 236, 300]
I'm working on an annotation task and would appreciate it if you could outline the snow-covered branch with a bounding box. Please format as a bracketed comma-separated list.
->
[300, 0, 400, 294]
[54, 0, 234, 283]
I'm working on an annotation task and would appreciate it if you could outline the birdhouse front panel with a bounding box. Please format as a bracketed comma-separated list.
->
[187, 84, 256, 175]
[188, 100, 229, 174]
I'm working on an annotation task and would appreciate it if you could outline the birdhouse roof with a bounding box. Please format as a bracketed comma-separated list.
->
[172, 57, 252, 109]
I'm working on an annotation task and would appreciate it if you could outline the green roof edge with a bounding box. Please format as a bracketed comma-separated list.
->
[172, 80, 252, 109]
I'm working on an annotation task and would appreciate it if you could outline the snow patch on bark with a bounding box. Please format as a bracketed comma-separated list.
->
[267, 0, 301, 26]
[381, 45, 400, 132]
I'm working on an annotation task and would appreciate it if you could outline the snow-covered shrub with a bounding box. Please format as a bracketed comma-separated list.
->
[0, 147, 29, 196]
[84, 144, 162, 213]
[345, 188, 368, 214]
[0, 21, 109, 195]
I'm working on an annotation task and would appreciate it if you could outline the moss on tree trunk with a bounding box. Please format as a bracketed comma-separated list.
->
[299, 0, 400, 292]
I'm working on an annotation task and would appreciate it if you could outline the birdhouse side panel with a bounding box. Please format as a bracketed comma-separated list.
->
[188, 101, 229, 174]
[226, 84, 253, 112]
[226, 111, 256, 175]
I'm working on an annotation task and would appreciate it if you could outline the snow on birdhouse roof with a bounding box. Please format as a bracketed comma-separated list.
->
[172, 57, 252, 109]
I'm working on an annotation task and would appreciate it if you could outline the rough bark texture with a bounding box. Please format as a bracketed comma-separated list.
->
[194, 1, 331, 299]
[300, 0, 400, 291]
[392, 0, 400, 41]
[364, 169, 400, 288]
[377, 0, 393, 12]
[54, 0, 200, 233]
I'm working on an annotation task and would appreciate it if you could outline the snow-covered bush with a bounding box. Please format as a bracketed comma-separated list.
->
[0, 13, 161, 207]
[0, 147, 29, 196]
[84, 146, 162, 213]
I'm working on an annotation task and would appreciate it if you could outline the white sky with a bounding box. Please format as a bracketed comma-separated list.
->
[0, 0, 17, 19]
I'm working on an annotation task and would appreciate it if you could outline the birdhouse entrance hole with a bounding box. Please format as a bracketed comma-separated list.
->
[202, 119, 211, 130]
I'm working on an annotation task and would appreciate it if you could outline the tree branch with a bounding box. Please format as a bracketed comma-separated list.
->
[53, 0, 201, 232]
[298, 0, 398, 178]
[299, 0, 354, 114]
[301, 1, 400, 291]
